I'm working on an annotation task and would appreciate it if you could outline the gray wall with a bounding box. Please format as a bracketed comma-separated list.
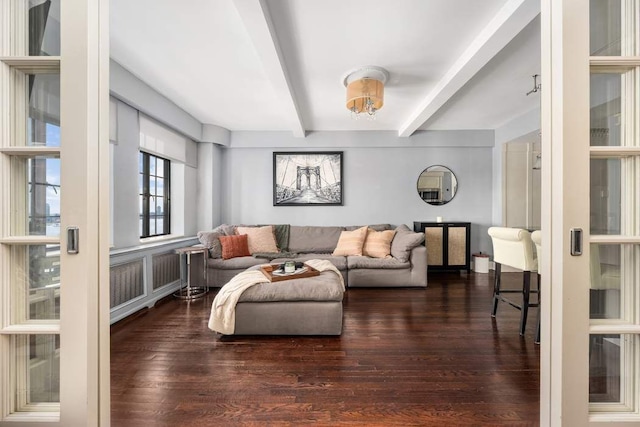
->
[197, 142, 224, 230]
[109, 59, 220, 250]
[109, 98, 199, 250]
[221, 130, 495, 254]
[110, 60, 202, 141]
[111, 100, 141, 248]
[493, 107, 540, 225]
[109, 56, 527, 256]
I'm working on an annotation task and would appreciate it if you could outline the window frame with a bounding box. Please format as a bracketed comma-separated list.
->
[138, 151, 171, 238]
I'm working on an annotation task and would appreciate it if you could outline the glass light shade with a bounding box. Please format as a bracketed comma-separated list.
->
[346, 78, 384, 113]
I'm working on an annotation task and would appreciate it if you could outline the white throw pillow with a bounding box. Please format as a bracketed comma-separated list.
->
[236, 225, 279, 254]
[332, 226, 368, 256]
[363, 228, 396, 258]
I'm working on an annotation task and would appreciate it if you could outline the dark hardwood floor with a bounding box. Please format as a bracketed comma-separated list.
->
[111, 272, 540, 426]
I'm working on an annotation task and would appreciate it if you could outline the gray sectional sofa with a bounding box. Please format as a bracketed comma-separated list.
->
[193, 224, 428, 288]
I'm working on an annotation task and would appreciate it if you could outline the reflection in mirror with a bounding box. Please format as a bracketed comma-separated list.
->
[417, 165, 458, 205]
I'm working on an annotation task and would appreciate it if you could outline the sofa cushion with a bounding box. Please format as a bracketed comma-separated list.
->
[391, 224, 425, 262]
[363, 229, 396, 258]
[219, 234, 251, 260]
[347, 256, 411, 270]
[345, 224, 392, 231]
[236, 225, 279, 254]
[332, 226, 368, 256]
[239, 269, 344, 303]
[207, 256, 264, 270]
[271, 253, 348, 271]
[288, 226, 345, 253]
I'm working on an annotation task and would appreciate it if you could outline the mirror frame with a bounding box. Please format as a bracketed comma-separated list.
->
[416, 165, 458, 206]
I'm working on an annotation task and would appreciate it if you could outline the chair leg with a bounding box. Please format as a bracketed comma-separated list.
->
[491, 263, 501, 317]
[520, 271, 531, 336]
[535, 273, 541, 344]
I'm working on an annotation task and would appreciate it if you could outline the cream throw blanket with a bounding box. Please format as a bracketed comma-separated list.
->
[208, 259, 344, 335]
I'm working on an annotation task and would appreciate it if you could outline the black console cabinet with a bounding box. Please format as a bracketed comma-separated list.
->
[413, 222, 471, 273]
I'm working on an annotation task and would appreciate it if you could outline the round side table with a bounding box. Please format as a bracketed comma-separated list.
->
[173, 246, 208, 300]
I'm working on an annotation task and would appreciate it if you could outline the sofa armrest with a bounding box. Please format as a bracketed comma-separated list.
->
[409, 245, 428, 287]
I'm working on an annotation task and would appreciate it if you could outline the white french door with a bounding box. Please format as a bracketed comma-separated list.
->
[542, 0, 640, 425]
[0, 0, 109, 425]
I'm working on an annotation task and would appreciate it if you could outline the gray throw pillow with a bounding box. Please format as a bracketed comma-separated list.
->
[214, 224, 237, 236]
[390, 224, 425, 262]
[197, 230, 225, 258]
[197, 224, 242, 258]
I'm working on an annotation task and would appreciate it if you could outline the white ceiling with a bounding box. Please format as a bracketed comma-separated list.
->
[110, 0, 541, 136]
[423, 16, 541, 130]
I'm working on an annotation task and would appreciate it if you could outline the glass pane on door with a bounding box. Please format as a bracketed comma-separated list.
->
[590, 73, 622, 147]
[589, 334, 637, 412]
[13, 334, 60, 409]
[10, 156, 61, 237]
[590, 334, 623, 403]
[589, 244, 627, 320]
[27, 0, 61, 56]
[589, 158, 621, 235]
[10, 245, 60, 322]
[589, 0, 635, 56]
[25, 73, 61, 147]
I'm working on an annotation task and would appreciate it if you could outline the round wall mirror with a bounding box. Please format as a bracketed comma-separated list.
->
[417, 165, 458, 205]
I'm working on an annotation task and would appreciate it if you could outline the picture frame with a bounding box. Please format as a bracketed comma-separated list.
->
[273, 151, 343, 206]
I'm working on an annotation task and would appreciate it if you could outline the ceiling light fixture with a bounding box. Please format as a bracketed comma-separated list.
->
[343, 66, 389, 120]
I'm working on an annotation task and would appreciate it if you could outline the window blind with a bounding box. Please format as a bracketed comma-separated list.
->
[139, 113, 197, 167]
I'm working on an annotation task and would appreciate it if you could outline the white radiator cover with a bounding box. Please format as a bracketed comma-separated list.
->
[152, 252, 180, 290]
[109, 259, 144, 308]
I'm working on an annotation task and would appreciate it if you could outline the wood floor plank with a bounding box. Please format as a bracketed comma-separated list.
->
[111, 271, 540, 425]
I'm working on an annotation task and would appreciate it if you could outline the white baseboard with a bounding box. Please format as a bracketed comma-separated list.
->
[109, 281, 181, 325]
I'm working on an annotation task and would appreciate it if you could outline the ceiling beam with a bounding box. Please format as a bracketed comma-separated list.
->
[232, 0, 306, 138]
[398, 0, 540, 137]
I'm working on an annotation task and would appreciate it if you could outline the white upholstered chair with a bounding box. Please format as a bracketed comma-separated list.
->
[531, 230, 541, 344]
[488, 227, 539, 336]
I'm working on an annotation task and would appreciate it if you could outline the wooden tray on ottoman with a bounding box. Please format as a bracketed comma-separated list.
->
[260, 263, 320, 282]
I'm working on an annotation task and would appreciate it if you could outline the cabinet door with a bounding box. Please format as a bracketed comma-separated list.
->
[424, 226, 443, 266]
[447, 226, 467, 266]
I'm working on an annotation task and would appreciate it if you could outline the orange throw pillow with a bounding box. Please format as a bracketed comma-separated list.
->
[219, 234, 251, 260]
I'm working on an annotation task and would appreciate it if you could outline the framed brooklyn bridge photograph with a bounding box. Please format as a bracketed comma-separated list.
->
[273, 151, 343, 206]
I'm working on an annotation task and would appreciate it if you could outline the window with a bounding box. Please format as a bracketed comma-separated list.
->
[139, 152, 170, 238]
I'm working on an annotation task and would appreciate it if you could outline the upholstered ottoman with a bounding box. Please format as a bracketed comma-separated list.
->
[232, 267, 344, 335]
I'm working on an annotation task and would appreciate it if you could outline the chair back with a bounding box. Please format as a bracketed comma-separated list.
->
[531, 230, 541, 271]
[488, 227, 537, 272]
